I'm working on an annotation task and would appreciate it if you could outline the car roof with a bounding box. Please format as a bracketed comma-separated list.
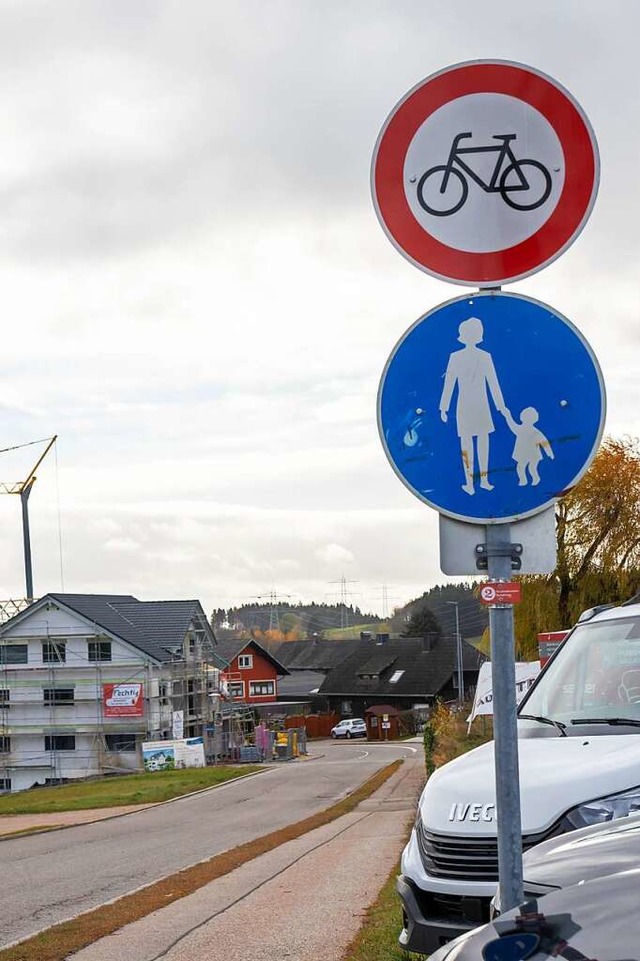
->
[591, 600, 640, 622]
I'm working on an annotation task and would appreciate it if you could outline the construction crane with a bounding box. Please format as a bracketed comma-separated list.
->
[0, 435, 57, 602]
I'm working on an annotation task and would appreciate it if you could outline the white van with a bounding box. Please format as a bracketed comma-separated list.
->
[397, 598, 640, 955]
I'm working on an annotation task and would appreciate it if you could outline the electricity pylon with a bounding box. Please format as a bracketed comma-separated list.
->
[251, 591, 294, 631]
[328, 575, 359, 628]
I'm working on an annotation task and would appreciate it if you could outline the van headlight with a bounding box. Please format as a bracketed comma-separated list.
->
[565, 786, 640, 827]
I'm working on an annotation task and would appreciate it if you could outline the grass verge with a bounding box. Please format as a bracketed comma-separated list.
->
[0, 759, 403, 961]
[342, 846, 422, 961]
[0, 766, 263, 816]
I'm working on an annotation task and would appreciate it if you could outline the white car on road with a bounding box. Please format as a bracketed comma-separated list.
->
[330, 718, 367, 739]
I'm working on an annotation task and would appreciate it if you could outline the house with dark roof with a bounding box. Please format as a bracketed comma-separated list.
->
[273, 637, 361, 674]
[214, 637, 289, 707]
[268, 637, 361, 712]
[318, 633, 487, 722]
[0, 593, 224, 793]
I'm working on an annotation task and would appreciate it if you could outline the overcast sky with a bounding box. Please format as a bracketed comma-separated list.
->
[0, 0, 635, 623]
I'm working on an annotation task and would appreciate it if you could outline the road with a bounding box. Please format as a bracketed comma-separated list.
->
[0, 740, 419, 949]
[72, 749, 425, 961]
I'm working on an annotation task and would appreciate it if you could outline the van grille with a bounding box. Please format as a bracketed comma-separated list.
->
[416, 820, 565, 882]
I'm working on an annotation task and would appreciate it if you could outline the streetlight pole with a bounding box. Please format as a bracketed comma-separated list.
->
[447, 600, 464, 708]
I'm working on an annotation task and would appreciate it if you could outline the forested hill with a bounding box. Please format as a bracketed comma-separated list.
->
[390, 583, 488, 641]
[211, 583, 486, 642]
[211, 601, 383, 638]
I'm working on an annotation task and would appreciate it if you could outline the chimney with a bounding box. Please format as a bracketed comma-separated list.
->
[421, 633, 438, 652]
[375, 633, 389, 645]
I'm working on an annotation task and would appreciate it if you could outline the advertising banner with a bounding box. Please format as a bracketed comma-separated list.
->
[142, 737, 205, 772]
[103, 683, 144, 717]
[467, 661, 541, 728]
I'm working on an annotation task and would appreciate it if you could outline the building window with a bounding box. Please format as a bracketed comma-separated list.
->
[105, 733, 137, 753]
[0, 689, 9, 708]
[249, 680, 275, 697]
[227, 681, 244, 699]
[0, 778, 11, 792]
[43, 688, 75, 706]
[42, 641, 66, 664]
[0, 736, 10, 753]
[45, 735, 76, 751]
[88, 640, 112, 662]
[0, 645, 28, 665]
[238, 654, 253, 669]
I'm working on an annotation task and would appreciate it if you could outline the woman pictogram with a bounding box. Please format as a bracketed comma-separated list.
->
[439, 317, 507, 495]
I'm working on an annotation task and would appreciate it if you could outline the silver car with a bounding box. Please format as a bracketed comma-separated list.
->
[429, 872, 640, 961]
[330, 718, 367, 739]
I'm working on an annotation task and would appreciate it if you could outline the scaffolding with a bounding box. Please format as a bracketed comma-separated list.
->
[0, 609, 222, 791]
[208, 671, 257, 763]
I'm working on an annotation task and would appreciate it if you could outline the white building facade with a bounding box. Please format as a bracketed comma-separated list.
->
[0, 593, 226, 792]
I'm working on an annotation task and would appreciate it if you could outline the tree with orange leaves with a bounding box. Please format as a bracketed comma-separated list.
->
[515, 436, 640, 658]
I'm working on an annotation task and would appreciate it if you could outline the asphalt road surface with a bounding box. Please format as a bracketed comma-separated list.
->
[0, 739, 418, 949]
[72, 751, 425, 961]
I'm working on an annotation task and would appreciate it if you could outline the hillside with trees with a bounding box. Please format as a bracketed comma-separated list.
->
[390, 583, 488, 641]
[211, 584, 487, 648]
[210, 601, 383, 643]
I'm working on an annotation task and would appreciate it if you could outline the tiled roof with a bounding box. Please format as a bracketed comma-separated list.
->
[356, 653, 397, 676]
[278, 671, 326, 698]
[38, 594, 224, 667]
[319, 635, 486, 698]
[271, 638, 361, 672]
[214, 636, 289, 675]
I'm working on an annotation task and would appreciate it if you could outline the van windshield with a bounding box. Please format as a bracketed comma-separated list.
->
[521, 616, 640, 728]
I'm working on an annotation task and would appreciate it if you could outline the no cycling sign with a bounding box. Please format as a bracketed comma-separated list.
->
[371, 60, 600, 287]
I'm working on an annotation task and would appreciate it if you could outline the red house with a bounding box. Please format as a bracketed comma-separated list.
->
[216, 637, 289, 704]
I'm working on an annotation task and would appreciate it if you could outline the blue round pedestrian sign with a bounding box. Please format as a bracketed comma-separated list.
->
[377, 292, 606, 523]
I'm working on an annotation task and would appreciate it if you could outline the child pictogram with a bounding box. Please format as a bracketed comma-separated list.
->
[504, 407, 554, 486]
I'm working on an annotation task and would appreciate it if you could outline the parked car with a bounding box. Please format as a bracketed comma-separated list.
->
[330, 718, 367, 739]
[491, 809, 640, 916]
[428, 870, 640, 961]
[397, 597, 640, 954]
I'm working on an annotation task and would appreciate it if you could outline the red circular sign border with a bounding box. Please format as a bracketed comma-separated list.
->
[371, 60, 599, 286]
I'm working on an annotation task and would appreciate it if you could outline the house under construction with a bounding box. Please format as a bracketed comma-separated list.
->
[0, 593, 226, 792]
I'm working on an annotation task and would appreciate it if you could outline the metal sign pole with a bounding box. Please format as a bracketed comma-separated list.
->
[486, 522, 524, 912]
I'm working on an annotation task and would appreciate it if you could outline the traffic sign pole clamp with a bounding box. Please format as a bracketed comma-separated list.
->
[475, 541, 523, 572]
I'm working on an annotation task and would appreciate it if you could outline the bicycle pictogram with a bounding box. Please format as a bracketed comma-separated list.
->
[415, 132, 553, 217]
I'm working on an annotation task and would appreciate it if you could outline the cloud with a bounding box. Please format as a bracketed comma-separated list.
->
[314, 543, 355, 567]
[0, 1, 634, 621]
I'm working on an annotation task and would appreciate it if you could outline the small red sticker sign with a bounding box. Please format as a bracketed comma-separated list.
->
[479, 582, 522, 605]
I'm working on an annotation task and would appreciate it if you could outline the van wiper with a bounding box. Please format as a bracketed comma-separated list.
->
[519, 714, 567, 736]
[571, 717, 640, 727]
